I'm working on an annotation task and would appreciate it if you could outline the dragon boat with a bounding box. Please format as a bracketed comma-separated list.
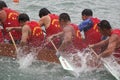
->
[0, 43, 60, 63]
[0, 43, 119, 67]
[0, 43, 99, 67]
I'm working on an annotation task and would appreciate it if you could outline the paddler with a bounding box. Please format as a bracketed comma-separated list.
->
[78, 9, 102, 48]
[89, 20, 120, 64]
[48, 13, 83, 54]
[7, 13, 44, 47]
[38, 8, 63, 49]
[0, 0, 21, 44]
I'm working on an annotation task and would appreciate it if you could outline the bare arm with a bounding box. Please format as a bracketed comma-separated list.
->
[6, 27, 22, 32]
[48, 31, 63, 41]
[94, 38, 109, 48]
[99, 34, 118, 58]
[39, 18, 44, 27]
[20, 25, 30, 45]
[58, 27, 73, 51]
[39, 15, 50, 29]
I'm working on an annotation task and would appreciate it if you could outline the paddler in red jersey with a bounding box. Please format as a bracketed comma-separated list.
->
[7, 13, 44, 47]
[0, 0, 8, 43]
[48, 13, 83, 53]
[0, 0, 21, 44]
[38, 8, 62, 49]
[89, 20, 120, 64]
[78, 9, 102, 48]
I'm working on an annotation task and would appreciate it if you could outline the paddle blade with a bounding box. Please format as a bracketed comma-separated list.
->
[59, 56, 74, 71]
[102, 58, 120, 80]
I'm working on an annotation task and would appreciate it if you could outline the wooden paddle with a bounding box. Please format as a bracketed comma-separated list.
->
[9, 32, 17, 51]
[50, 40, 74, 71]
[90, 48, 120, 80]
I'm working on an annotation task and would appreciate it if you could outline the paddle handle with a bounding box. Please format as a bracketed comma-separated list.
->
[9, 32, 17, 51]
[90, 48, 98, 58]
[90, 48, 120, 80]
[50, 40, 74, 71]
[50, 40, 58, 51]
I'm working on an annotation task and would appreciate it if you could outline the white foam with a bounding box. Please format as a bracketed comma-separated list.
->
[61, 48, 99, 76]
[18, 52, 35, 69]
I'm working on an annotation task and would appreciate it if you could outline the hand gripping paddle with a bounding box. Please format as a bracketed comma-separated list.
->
[90, 48, 120, 80]
[50, 40, 74, 71]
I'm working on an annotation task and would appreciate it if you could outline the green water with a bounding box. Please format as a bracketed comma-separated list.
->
[1, 0, 120, 79]
[0, 56, 117, 80]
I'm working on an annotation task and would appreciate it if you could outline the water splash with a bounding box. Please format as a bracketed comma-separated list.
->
[102, 55, 120, 80]
[16, 42, 48, 69]
[18, 52, 35, 69]
[16, 46, 40, 69]
[60, 48, 100, 76]
[14, 45, 120, 79]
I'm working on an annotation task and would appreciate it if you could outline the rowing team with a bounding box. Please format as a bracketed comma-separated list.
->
[0, 0, 120, 64]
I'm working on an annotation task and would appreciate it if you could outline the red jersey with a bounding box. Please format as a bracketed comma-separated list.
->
[26, 21, 44, 47]
[84, 17, 102, 46]
[111, 29, 120, 37]
[0, 29, 3, 42]
[2, 8, 21, 41]
[46, 14, 62, 37]
[111, 29, 120, 58]
[44, 14, 62, 49]
[70, 23, 84, 50]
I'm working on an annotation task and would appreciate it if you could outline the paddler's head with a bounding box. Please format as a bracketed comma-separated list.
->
[59, 13, 71, 28]
[18, 13, 30, 27]
[39, 8, 51, 18]
[81, 9, 93, 20]
[0, 0, 7, 10]
[98, 20, 112, 36]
